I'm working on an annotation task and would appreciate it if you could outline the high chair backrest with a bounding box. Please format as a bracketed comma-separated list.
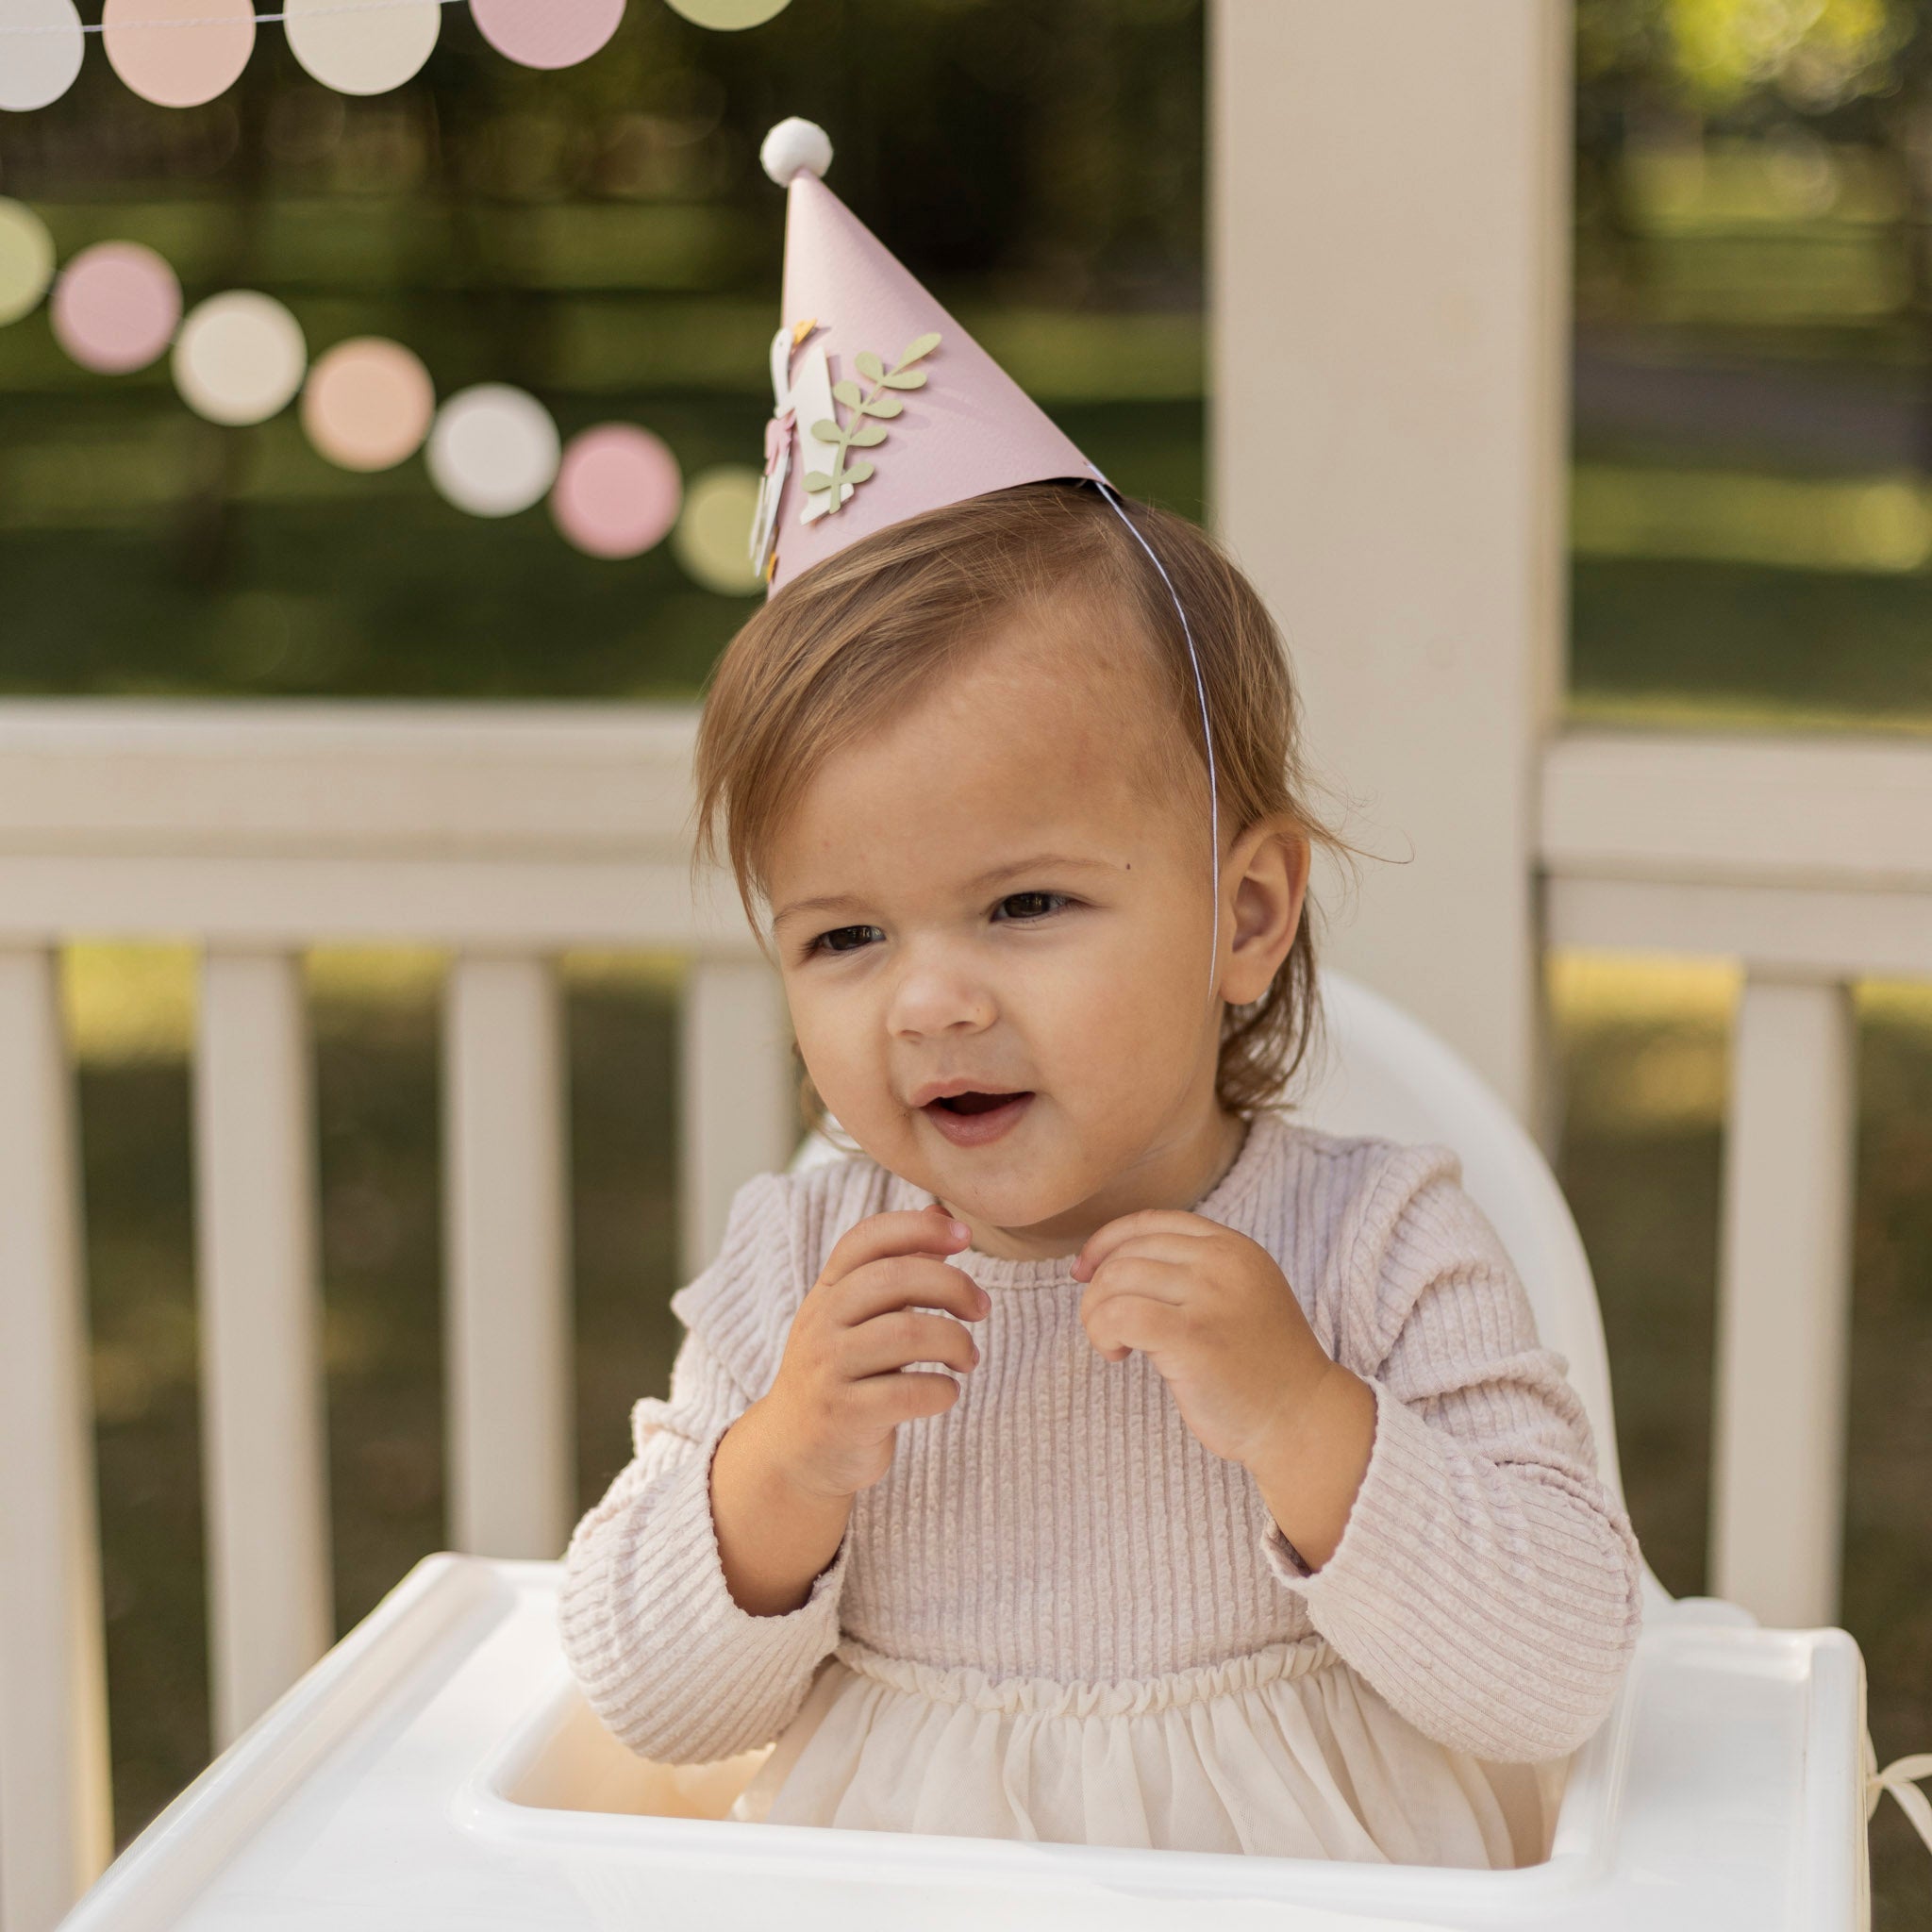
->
[791, 967, 1625, 1507]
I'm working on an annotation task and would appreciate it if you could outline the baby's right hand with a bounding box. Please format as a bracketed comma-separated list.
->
[761, 1205, 989, 1501]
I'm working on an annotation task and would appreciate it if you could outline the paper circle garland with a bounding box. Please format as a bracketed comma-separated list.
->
[173, 291, 308, 425]
[284, 0, 441, 95]
[0, 0, 85, 111]
[665, 0, 792, 27]
[302, 337, 435, 471]
[550, 425, 681, 558]
[426, 384, 560, 516]
[674, 465, 763, 593]
[470, 0, 625, 69]
[0, 199, 56, 326]
[51, 242, 183, 374]
[103, 0, 256, 108]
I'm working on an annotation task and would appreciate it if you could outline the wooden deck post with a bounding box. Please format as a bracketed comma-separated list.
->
[1209, 0, 1572, 1126]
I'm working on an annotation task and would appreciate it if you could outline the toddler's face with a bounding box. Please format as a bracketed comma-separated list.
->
[765, 608, 1250, 1256]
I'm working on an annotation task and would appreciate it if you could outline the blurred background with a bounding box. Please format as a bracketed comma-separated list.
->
[1, 0, 1928, 1924]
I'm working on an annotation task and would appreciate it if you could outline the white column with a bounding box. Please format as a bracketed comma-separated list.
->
[1209, 0, 1572, 1122]
[679, 959, 796, 1279]
[0, 948, 112, 1932]
[192, 950, 334, 1748]
[1710, 975, 1857, 1626]
[442, 954, 573, 1558]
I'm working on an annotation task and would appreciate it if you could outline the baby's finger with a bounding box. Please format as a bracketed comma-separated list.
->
[818, 1206, 970, 1290]
[841, 1308, 979, 1379]
[1072, 1208, 1220, 1282]
[833, 1253, 990, 1326]
[1080, 1252, 1190, 1312]
[849, 1368, 964, 1428]
[1083, 1289, 1190, 1364]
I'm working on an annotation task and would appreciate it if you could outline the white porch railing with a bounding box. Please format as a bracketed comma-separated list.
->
[1, 700, 1928, 1932]
[0, 701, 799, 1932]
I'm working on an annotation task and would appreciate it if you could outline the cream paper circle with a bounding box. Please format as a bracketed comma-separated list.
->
[0, 0, 86, 111]
[0, 200, 56, 326]
[673, 464, 763, 593]
[425, 383, 559, 517]
[664, 0, 791, 26]
[173, 291, 308, 425]
[103, 0, 256, 108]
[301, 336, 435, 471]
[284, 0, 441, 94]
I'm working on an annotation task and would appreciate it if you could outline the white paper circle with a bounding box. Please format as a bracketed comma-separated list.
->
[284, 0, 441, 94]
[173, 291, 308, 425]
[426, 384, 560, 517]
[0, 0, 85, 111]
[0, 199, 56, 325]
[673, 465, 764, 593]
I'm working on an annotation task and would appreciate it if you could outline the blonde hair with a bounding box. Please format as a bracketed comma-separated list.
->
[691, 481, 1344, 1127]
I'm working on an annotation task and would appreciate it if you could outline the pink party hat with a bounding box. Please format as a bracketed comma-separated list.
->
[749, 118, 1096, 593]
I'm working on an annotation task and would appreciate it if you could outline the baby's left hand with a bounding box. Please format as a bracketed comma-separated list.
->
[1072, 1210, 1334, 1473]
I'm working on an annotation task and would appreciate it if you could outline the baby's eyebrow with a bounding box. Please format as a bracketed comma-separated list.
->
[770, 891, 863, 931]
[963, 853, 1116, 891]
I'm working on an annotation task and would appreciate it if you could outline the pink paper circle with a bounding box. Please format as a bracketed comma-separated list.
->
[470, 0, 625, 69]
[551, 425, 681, 558]
[51, 242, 183, 375]
[104, 0, 256, 108]
[302, 337, 435, 472]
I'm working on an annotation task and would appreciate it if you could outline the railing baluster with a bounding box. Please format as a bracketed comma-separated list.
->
[442, 954, 571, 1558]
[678, 958, 796, 1279]
[0, 947, 112, 1932]
[192, 950, 334, 1749]
[1711, 974, 1857, 1627]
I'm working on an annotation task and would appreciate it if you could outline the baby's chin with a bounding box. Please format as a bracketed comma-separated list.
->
[873, 1107, 1115, 1243]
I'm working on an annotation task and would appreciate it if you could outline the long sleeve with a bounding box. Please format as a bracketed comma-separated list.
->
[558, 1176, 852, 1764]
[1261, 1144, 1643, 1764]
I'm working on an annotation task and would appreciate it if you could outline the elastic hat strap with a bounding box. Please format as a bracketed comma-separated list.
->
[1085, 469, 1221, 999]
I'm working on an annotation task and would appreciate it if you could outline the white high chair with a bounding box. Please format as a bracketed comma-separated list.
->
[55, 973, 1906, 1931]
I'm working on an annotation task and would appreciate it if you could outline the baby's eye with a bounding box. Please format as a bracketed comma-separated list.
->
[811, 924, 884, 957]
[995, 891, 1069, 923]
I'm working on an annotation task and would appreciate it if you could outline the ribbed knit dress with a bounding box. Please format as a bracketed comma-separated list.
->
[558, 1110, 1644, 1869]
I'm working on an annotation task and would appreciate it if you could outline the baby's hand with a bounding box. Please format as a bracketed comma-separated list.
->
[762, 1205, 989, 1501]
[1072, 1210, 1337, 1472]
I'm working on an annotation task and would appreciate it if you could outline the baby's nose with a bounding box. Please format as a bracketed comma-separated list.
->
[886, 956, 996, 1037]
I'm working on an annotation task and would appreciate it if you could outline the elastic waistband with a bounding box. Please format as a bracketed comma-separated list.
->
[830, 1636, 1341, 1719]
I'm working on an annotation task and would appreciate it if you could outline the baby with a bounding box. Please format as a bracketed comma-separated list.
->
[558, 478, 1643, 1869]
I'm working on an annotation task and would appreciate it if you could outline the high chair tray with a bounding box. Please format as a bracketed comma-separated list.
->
[58, 1554, 1868, 1932]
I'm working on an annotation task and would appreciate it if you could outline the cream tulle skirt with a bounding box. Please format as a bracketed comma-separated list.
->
[729, 1637, 1562, 1869]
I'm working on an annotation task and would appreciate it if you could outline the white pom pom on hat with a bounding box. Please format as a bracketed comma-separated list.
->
[760, 117, 833, 186]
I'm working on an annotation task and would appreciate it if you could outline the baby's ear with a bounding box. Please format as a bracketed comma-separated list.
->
[1221, 817, 1307, 1005]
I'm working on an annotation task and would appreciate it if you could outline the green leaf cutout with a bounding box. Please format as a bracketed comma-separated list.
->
[861, 394, 904, 419]
[845, 458, 875, 484]
[847, 422, 888, 448]
[898, 331, 941, 365]
[802, 471, 832, 492]
[808, 420, 842, 444]
[878, 370, 927, 391]
[854, 350, 884, 382]
[831, 379, 862, 408]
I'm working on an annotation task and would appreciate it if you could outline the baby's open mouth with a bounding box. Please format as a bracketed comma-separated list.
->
[931, 1090, 1030, 1115]
[921, 1088, 1035, 1147]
